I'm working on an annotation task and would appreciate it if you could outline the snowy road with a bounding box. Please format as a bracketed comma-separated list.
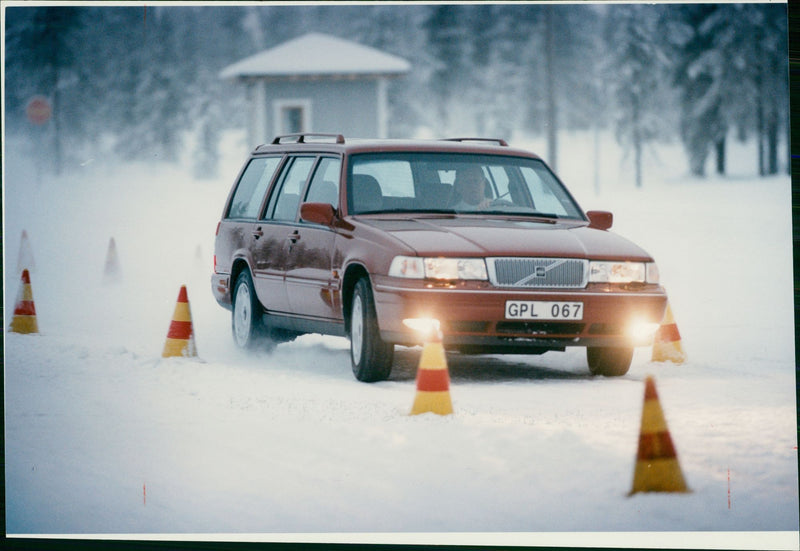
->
[4, 134, 798, 548]
[5, 331, 798, 546]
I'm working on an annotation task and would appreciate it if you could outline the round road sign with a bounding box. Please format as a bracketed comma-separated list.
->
[26, 96, 52, 125]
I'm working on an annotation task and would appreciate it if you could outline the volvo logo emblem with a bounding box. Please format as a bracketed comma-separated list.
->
[512, 259, 567, 286]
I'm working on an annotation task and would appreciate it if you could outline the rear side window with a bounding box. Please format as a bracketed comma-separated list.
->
[227, 157, 282, 219]
[265, 156, 316, 221]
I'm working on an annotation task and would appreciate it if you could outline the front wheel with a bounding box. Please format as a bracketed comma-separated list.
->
[350, 278, 393, 382]
[587, 346, 633, 377]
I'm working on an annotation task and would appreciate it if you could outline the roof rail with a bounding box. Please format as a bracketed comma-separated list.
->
[443, 137, 509, 147]
[272, 133, 345, 144]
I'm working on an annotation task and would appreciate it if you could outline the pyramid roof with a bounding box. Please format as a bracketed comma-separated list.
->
[220, 32, 411, 80]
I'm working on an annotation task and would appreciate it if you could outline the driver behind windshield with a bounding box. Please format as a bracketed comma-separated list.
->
[450, 165, 492, 210]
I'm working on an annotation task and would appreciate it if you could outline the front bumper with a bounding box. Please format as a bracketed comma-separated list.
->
[371, 276, 668, 351]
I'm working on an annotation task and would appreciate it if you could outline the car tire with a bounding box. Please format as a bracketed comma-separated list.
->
[231, 270, 265, 350]
[586, 346, 633, 376]
[350, 278, 394, 382]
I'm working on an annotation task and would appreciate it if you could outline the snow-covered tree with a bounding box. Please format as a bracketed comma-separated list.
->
[666, 3, 787, 177]
[3, 4, 788, 180]
[740, 3, 789, 175]
[522, 5, 601, 171]
[424, 5, 473, 134]
[668, 4, 729, 177]
[605, 4, 671, 187]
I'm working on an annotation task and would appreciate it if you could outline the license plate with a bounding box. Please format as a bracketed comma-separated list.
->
[505, 301, 583, 320]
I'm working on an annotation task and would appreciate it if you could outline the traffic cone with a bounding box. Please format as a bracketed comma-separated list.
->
[629, 376, 690, 494]
[162, 285, 197, 358]
[9, 269, 39, 334]
[410, 329, 453, 416]
[651, 303, 686, 363]
[17, 230, 35, 274]
[103, 237, 122, 284]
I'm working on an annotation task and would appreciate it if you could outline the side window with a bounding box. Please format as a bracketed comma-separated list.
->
[265, 156, 316, 221]
[304, 157, 342, 209]
[226, 157, 282, 219]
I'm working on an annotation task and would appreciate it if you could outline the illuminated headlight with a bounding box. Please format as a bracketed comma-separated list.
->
[627, 319, 661, 341]
[389, 256, 488, 280]
[425, 257, 488, 280]
[403, 317, 441, 337]
[589, 261, 647, 283]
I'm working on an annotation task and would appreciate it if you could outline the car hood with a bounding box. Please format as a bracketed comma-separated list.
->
[356, 216, 654, 261]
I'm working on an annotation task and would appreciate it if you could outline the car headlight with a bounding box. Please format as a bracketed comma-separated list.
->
[389, 256, 488, 280]
[646, 262, 659, 284]
[589, 261, 659, 284]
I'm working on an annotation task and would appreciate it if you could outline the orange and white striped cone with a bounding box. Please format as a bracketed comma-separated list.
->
[630, 376, 690, 494]
[651, 303, 686, 363]
[9, 269, 39, 334]
[410, 330, 453, 416]
[162, 285, 197, 358]
[103, 237, 122, 284]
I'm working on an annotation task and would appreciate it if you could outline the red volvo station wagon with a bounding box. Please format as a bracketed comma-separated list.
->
[212, 134, 667, 381]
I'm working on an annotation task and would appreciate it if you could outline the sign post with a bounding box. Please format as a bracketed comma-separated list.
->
[25, 96, 52, 185]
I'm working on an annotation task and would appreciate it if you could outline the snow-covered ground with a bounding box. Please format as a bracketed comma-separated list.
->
[3, 131, 798, 549]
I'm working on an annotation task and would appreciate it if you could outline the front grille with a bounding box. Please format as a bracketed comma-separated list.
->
[487, 257, 588, 288]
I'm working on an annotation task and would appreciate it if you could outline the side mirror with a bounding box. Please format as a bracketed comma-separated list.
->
[300, 202, 336, 226]
[586, 210, 613, 230]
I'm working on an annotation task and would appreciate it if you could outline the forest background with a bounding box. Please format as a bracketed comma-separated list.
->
[3, 3, 790, 185]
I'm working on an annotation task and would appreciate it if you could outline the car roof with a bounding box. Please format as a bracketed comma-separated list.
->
[250, 134, 543, 160]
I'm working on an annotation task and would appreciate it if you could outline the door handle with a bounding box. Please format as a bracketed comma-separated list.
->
[287, 231, 301, 243]
[252, 227, 264, 239]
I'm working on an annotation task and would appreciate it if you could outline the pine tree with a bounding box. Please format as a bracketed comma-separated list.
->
[3, 4, 788, 180]
[669, 4, 727, 177]
[606, 4, 670, 187]
[424, 5, 469, 133]
[751, 4, 789, 175]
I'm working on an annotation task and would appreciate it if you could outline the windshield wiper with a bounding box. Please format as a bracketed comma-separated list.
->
[358, 208, 563, 222]
[373, 208, 460, 216]
[528, 212, 561, 219]
[476, 209, 561, 219]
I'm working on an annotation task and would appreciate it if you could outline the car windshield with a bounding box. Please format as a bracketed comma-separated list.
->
[347, 152, 584, 219]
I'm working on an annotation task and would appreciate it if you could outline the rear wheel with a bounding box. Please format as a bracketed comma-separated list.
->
[587, 346, 633, 377]
[350, 278, 393, 382]
[231, 270, 264, 350]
